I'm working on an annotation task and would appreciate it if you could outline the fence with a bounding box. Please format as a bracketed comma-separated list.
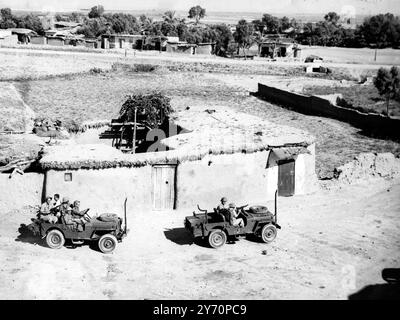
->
[257, 83, 400, 137]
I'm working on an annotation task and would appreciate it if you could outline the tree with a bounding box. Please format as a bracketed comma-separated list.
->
[233, 19, 255, 58]
[77, 17, 108, 38]
[88, 5, 104, 19]
[261, 14, 280, 34]
[251, 19, 265, 33]
[210, 24, 233, 56]
[373, 66, 400, 116]
[188, 5, 206, 24]
[280, 16, 290, 32]
[324, 12, 340, 26]
[18, 14, 44, 35]
[0, 8, 16, 28]
[163, 10, 177, 24]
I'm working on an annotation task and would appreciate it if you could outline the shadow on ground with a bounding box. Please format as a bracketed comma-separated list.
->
[15, 223, 47, 248]
[164, 227, 212, 248]
[164, 228, 194, 245]
[348, 268, 400, 300]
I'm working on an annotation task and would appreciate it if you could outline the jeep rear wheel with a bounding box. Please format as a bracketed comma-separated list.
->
[98, 234, 117, 254]
[261, 224, 277, 243]
[208, 229, 227, 248]
[46, 229, 65, 249]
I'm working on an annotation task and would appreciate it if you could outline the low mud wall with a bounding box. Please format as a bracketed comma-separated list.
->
[0, 173, 44, 212]
[257, 83, 400, 137]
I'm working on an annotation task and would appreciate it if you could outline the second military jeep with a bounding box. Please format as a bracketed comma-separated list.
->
[184, 191, 281, 248]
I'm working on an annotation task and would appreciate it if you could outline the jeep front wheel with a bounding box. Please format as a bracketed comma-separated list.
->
[261, 224, 277, 243]
[208, 229, 227, 248]
[46, 229, 65, 249]
[98, 234, 117, 254]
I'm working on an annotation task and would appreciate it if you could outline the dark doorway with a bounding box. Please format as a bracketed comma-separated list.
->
[278, 159, 295, 196]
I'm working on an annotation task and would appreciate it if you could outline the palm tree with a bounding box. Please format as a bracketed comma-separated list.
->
[163, 11, 177, 24]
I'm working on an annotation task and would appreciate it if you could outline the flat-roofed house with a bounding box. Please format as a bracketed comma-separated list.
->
[8, 28, 37, 44]
[40, 106, 317, 216]
[0, 29, 18, 46]
[195, 42, 215, 55]
[259, 34, 297, 58]
[100, 34, 145, 49]
[166, 41, 197, 54]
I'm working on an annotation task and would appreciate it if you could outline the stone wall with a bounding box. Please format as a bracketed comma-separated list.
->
[258, 83, 400, 137]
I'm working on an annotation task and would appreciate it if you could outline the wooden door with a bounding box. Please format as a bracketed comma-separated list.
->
[278, 160, 295, 197]
[152, 165, 176, 210]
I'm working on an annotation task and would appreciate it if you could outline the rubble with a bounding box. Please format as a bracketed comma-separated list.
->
[333, 152, 400, 185]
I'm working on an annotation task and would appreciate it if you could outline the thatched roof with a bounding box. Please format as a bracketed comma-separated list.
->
[8, 28, 37, 35]
[40, 105, 315, 170]
[0, 83, 35, 133]
[164, 106, 314, 151]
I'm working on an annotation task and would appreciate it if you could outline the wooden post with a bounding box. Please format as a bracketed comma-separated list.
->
[133, 107, 137, 153]
[374, 48, 377, 62]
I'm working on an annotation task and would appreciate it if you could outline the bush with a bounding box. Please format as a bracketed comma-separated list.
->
[90, 67, 104, 74]
[119, 92, 172, 128]
[111, 63, 158, 73]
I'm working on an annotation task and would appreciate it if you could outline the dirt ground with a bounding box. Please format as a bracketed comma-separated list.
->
[0, 177, 399, 300]
[1, 47, 400, 300]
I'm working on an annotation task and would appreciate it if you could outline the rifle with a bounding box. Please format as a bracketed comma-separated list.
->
[50, 204, 62, 213]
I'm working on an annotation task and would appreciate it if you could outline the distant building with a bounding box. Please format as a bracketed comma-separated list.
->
[196, 42, 215, 55]
[166, 41, 197, 55]
[100, 34, 145, 49]
[0, 29, 18, 46]
[7, 28, 37, 44]
[31, 36, 47, 45]
[47, 37, 65, 46]
[258, 34, 297, 58]
[84, 39, 98, 49]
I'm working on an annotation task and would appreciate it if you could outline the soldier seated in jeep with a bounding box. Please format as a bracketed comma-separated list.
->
[228, 203, 245, 227]
[39, 196, 58, 224]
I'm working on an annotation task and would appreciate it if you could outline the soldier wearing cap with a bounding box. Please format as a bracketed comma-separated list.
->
[228, 203, 244, 227]
[39, 196, 58, 224]
[59, 197, 73, 224]
[217, 197, 229, 211]
[70, 200, 88, 227]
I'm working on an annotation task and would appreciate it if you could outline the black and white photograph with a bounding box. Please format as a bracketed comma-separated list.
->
[0, 0, 399, 304]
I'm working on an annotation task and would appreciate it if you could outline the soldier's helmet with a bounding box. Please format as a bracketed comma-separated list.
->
[62, 197, 70, 204]
[229, 203, 236, 208]
[221, 197, 228, 203]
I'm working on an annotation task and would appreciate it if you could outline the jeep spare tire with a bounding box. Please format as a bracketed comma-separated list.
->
[208, 229, 227, 248]
[46, 229, 65, 249]
[261, 224, 277, 243]
[98, 213, 118, 222]
[98, 234, 117, 254]
[249, 206, 268, 214]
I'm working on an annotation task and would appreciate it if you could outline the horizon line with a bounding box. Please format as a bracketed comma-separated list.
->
[6, 7, 399, 16]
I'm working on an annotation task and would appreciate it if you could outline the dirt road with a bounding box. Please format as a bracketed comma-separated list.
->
[1, 178, 399, 300]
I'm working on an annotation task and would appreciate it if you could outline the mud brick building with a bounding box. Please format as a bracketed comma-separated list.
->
[39, 106, 317, 215]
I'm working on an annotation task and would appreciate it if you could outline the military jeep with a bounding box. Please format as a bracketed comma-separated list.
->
[184, 191, 281, 248]
[29, 199, 129, 254]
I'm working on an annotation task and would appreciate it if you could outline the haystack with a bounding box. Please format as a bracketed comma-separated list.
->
[0, 83, 35, 133]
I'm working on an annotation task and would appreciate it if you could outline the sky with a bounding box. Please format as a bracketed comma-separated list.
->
[0, 0, 398, 14]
